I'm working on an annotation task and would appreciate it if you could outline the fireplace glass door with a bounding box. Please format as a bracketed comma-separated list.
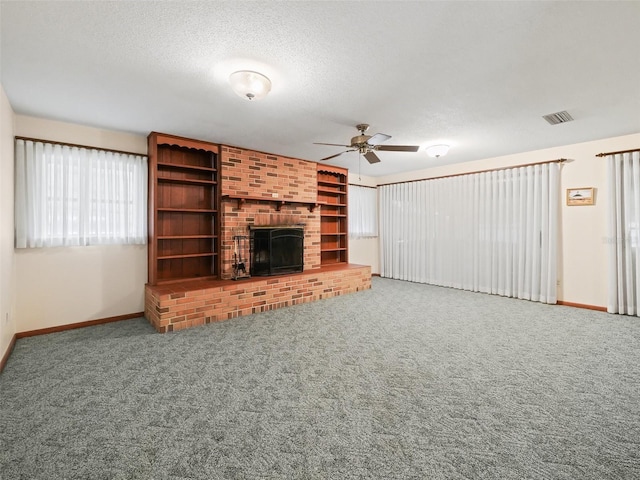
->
[251, 227, 304, 276]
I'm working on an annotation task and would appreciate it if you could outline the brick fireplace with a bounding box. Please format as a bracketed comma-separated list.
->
[219, 145, 321, 278]
[144, 143, 371, 333]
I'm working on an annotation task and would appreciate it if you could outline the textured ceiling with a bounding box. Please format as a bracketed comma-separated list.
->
[1, 1, 639, 177]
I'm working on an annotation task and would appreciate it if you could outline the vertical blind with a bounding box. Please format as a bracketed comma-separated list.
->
[606, 151, 640, 315]
[15, 139, 148, 248]
[348, 184, 378, 238]
[379, 163, 560, 304]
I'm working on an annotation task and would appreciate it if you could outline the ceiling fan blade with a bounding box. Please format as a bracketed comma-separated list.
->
[367, 133, 391, 146]
[320, 150, 354, 161]
[364, 151, 381, 164]
[376, 145, 420, 152]
[313, 142, 351, 147]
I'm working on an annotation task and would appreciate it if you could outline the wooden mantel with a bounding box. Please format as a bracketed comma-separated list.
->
[221, 194, 318, 212]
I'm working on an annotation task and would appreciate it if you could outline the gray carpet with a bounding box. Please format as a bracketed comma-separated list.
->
[1, 277, 639, 479]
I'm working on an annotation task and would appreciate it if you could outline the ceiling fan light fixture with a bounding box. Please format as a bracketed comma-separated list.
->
[426, 144, 450, 158]
[314, 124, 420, 163]
[229, 70, 271, 101]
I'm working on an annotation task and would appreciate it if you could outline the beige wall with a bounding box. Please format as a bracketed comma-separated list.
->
[373, 132, 640, 308]
[15, 115, 147, 155]
[0, 85, 16, 361]
[13, 115, 148, 332]
[15, 245, 147, 332]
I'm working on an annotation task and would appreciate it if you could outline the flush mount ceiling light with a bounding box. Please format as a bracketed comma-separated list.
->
[426, 144, 450, 158]
[229, 70, 272, 101]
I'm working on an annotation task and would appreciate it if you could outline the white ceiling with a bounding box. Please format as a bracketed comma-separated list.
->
[1, 1, 639, 177]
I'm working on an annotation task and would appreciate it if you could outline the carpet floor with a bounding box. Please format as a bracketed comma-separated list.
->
[1, 277, 639, 479]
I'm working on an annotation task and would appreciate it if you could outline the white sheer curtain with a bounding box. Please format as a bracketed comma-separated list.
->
[15, 139, 148, 248]
[606, 150, 640, 315]
[348, 184, 378, 238]
[379, 163, 560, 304]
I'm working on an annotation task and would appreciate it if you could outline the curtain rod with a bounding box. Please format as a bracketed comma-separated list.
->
[376, 158, 567, 187]
[14, 136, 146, 158]
[596, 147, 640, 157]
[348, 183, 376, 189]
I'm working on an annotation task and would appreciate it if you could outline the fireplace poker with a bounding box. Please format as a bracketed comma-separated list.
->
[233, 235, 247, 279]
[237, 235, 246, 274]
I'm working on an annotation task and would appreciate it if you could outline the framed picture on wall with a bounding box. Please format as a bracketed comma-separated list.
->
[567, 187, 595, 206]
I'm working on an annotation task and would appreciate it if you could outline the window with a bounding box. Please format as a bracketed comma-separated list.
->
[606, 150, 640, 315]
[15, 139, 147, 248]
[378, 163, 560, 304]
[348, 184, 378, 238]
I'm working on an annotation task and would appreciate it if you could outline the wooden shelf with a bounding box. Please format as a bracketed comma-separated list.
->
[158, 177, 217, 186]
[156, 274, 218, 284]
[321, 247, 347, 252]
[320, 252, 347, 265]
[319, 213, 347, 218]
[153, 132, 220, 152]
[157, 208, 217, 213]
[158, 252, 217, 260]
[317, 178, 346, 187]
[321, 232, 347, 236]
[158, 162, 217, 173]
[158, 235, 218, 240]
[318, 201, 347, 207]
[222, 194, 318, 212]
[317, 187, 346, 194]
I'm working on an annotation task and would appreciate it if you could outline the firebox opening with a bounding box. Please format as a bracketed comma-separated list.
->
[250, 227, 304, 276]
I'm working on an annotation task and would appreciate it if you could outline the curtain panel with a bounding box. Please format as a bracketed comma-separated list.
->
[606, 151, 640, 315]
[379, 163, 560, 304]
[15, 139, 148, 248]
[348, 184, 378, 238]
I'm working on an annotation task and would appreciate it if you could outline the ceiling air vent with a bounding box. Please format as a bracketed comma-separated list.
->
[543, 110, 574, 125]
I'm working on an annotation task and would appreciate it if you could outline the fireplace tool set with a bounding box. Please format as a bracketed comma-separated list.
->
[232, 234, 250, 280]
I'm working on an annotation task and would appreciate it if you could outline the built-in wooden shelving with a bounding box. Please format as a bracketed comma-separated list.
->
[148, 132, 220, 285]
[317, 164, 348, 265]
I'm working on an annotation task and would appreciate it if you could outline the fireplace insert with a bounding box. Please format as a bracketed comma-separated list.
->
[250, 227, 304, 276]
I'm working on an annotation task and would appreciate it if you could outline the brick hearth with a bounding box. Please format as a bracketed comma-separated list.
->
[145, 264, 371, 333]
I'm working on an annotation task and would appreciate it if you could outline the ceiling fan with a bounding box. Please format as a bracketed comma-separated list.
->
[314, 124, 420, 164]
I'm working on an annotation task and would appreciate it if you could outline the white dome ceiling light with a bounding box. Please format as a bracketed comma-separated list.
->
[426, 144, 450, 158]
[229, 70, 272, 101]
